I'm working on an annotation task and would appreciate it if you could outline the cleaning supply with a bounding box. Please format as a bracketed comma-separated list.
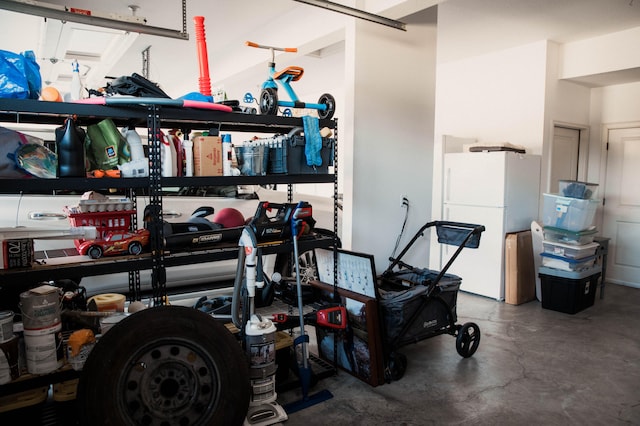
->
[55, 116, 86, 177]
[182, 138, 194, 177]
[121, 126, 145, 162]
[161, 132, 177, 177]
[222, 134, 232, 176]
[70, 59, 84, 101]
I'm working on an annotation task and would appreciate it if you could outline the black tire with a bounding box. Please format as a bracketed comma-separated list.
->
[128, 241, 143, 256]
[259, 87, 278, 115]
[87, 245, 103, 259]
[456, 322, 481, 358]
[387, 351, 407, 382]
[317, 93, 335, 120]
[77, 306, 250, 426]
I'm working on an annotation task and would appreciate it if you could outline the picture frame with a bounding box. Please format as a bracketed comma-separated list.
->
[314, 248, 379, 298]
[310, 280, 385, 387]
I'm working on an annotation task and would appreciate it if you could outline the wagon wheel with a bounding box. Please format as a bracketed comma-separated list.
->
[87, 245, 103, 259]
[77, 305, 250, 426]
[456, 322, 481, 358]
[128, 241, 143, 256]
[386, 351, 407, 382]
[259, 87, 278, 115]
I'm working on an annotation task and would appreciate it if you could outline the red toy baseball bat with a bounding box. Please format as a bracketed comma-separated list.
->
[194, 16, 212, 97]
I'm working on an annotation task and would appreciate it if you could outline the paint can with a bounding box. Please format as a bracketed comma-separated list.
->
[23, 323, 64, 374]
[0, 335, 20, 384]
[19, 284, 61, 333]
[0, 310, 14, 343]
[99, 313, 129, 335]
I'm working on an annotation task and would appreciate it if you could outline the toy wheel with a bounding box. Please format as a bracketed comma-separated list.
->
[87, 245, 103, 259]
[259, 88, 278, 115]
[77, 305, 250, 426]
[456, 322, 481, 358]
[318, 93, 336, 120]
[128, 241, 143, 256]
[387, 351, 407, 382]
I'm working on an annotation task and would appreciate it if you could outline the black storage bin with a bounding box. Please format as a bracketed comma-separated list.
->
[539, 269, 600, 314]
[378, 270, 461, 347]
[268, 135, 334, 174]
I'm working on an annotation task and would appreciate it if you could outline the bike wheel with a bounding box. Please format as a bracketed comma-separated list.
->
[259, 88, 278, 115]
[318, 93, 336, 119]
[77, 305, 250, 426]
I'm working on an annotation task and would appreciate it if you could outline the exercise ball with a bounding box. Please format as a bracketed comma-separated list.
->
[212, 207, 245, 228]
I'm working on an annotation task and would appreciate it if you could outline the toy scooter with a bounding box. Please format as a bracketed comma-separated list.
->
[244, 41, 336, 119]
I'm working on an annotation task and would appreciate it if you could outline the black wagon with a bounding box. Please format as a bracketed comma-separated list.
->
[377, 221, 485, 382]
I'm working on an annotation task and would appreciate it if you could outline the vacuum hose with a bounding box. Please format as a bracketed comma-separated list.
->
[231, 246, 246, 329]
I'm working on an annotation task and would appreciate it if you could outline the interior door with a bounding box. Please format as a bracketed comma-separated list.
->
[602, 127, 640, 287]
[550, 126, 580, 192]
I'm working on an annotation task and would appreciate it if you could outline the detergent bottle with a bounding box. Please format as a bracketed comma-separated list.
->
[161, 132, 177, 177]
[55, 116, 86, 177]
[121, 126, 145, 162]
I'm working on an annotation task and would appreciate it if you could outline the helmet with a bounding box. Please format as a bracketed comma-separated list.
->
[212, 208, 245, 228]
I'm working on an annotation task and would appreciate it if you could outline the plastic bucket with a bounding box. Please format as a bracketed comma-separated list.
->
[0, 335, 20, 384]
[24, 323, 64, 374]
[19, 285, 61, 332]
[0, 310, 14, 343]
[88, 293, 126, 312]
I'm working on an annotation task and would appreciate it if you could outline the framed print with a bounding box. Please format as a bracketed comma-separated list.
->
[310, 280, 384, 387]
[314, 248, 379, 298]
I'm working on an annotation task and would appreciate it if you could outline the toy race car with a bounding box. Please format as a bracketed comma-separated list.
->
[78, 229, 151, 259]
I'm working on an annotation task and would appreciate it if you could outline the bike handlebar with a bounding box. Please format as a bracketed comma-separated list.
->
[245, 41, 297, 53]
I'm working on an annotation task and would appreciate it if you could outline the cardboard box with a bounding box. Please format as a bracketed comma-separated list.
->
[1, 238, 34, 269]
[192, 135, 223, 176]
[505, 231, 536, 305]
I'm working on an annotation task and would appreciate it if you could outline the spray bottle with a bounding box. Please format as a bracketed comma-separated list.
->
[70, 60, 84, 101]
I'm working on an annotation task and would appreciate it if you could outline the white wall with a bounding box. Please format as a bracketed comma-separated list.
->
[344, 8, 437, 272]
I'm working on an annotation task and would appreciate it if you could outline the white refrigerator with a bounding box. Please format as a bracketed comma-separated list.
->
[440, 151, 541, 300]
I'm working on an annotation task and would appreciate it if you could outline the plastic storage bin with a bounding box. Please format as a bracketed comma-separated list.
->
[268, 135, 334, 174]
[543, 226, 598, 245]
[539, 266, 601, 314]
[540, 252, 596, 272]
[542, 240, 599, 259]
[558, 180, 599, 200]
[542, 193, 599, 231]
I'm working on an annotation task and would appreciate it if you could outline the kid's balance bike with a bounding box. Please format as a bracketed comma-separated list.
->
[244, 41, 336, 119]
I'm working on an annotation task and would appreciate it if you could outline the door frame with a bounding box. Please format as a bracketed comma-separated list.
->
[600, 121, 640, 287]
[546, 121, 590, 194]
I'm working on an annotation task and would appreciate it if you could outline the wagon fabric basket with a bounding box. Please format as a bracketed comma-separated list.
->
[378, 269, 461, 347]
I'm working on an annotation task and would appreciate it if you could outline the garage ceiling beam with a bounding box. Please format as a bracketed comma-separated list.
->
[293, 0, 407, 31]
[0, 0, 189, 40]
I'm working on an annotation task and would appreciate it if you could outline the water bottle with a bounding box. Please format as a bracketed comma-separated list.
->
[55, 116, 86, 177]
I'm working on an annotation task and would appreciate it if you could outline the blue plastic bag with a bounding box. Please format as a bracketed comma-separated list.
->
[0, 50, 42, 99]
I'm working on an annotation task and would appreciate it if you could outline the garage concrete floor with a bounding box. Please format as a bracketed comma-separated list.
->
[278, 283, 640, 425]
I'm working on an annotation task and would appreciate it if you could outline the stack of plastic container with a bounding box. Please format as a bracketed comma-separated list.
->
[538, 180, 602, 314]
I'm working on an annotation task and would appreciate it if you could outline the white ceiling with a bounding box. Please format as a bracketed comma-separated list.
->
[1, 0, 639, 95]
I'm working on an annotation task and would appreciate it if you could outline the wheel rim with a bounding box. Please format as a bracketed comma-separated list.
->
[318, 93, 335, 119]
[129, 242, 142, 255]
[88, 246, 102, 259]
[296, 251, 318, 284]
[456, 323, 480, 358]
[118, 338, 220, 425]
[259, 88, 278, 115]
